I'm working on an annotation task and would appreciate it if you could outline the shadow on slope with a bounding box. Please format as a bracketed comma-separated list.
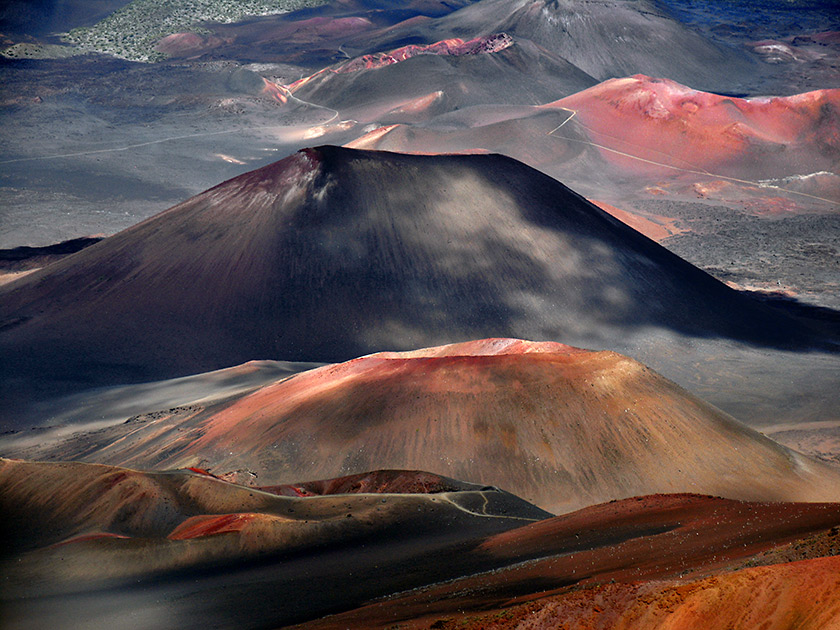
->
[1, 146, 834, 411]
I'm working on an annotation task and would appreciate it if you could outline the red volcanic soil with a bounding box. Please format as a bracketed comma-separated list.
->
[154, 32, 230, 56]
[261, 469, 487, 497]
[427, 556, 840, 630]
[550, 75, 840, 180]
[61, 338, 840, 515]
[4, 458, 840, 630]
[294, 493, 840, 629]
[288, 33, 513, 90]
[166, 512, 275, 540]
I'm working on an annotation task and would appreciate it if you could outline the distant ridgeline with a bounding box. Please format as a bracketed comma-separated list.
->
[62, 0, 327, 62]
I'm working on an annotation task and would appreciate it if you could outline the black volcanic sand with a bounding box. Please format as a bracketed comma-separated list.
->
[1, 146, 834, 416]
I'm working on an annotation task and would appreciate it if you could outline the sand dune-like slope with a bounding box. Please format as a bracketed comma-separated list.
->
[552, 75, 840, 180]
[0, 357, 321, 443]
[0, 457, 546, 566]
[4, 460, 839, 630]
[290, 494, 840, 629]
[23, 339, 840, 515]
[0, 147, 826, 404]
[0, 458, 548, 629]
[350, 556, 840, 630]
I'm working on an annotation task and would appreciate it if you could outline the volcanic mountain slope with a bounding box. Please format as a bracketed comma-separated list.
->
[0, 458, 548, 629]
[346, 75, 840, 204]
[551, 75, 840, 183]
[353, 0, 760, 94]
[304, 495, 840, 630]
[3, 463, 839, 630]
[151, 0, 476, 65]
[15, 339, 840, 515]
[284, 33, 597, 115]
[0, 146, 830, 406]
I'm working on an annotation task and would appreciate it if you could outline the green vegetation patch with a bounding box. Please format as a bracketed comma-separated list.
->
[63, 0, 326, 62]
[1, 43, 84, 60]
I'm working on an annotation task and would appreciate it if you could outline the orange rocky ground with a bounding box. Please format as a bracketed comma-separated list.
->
[426, 555, 840, 630]
[295, 494, 840, 629]
[4, 458, 840, 630]
[550, 75, 840, 181]
[588, 200, 685, 242]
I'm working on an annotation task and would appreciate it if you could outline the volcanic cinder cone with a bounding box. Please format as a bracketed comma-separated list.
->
[550, 75, 840, 180]
[41, 339, 840, 515]
[0, 146, 826, 405]
[417, 0, 758, 92]
[285, 33, 597, 114]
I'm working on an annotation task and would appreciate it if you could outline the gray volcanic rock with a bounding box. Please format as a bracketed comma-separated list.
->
[0, 146, 828, 402]
[406, 0, 761, 93]
[288, 34, 598, 113]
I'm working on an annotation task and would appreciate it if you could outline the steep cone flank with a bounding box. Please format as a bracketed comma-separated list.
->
[50, 339, 840, 515]
[414, 0, 756, 92]
[0, 147, 826, 395]
[287, 35, 596, 112]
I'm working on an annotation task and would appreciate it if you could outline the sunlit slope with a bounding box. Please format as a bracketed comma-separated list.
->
[552, 75, 840, 181]
[33, 339, 840, 515]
